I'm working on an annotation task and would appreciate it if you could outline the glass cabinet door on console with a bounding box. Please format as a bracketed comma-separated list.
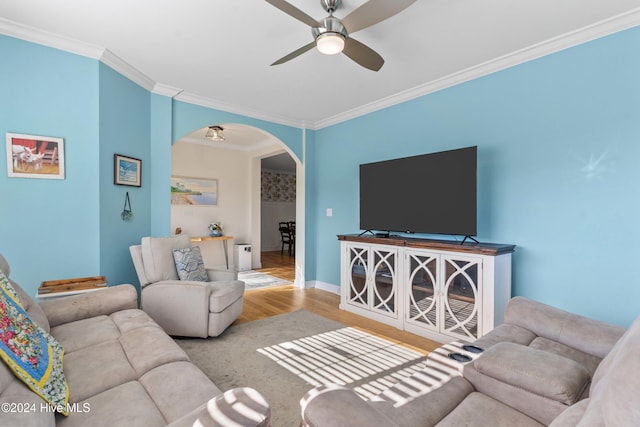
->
[405, 251, 439, 332]
[442, 255, 482, 340]
[345, 243, 398, 319]
[340, 235, 514, 343]
[347, 245, 368, 308]
[404, 250, 483, 341]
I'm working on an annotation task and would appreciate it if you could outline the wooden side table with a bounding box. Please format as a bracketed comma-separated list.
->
[190, 235, 233, 269]
[37, 276, 107, 300]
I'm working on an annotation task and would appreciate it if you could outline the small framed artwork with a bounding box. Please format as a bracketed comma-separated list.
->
[114, 154, 142, 187]
[171, 175, 218, 206]
[6, 132, 65, 179]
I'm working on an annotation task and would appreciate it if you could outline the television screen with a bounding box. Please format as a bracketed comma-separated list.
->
[359, 146, 477, 236]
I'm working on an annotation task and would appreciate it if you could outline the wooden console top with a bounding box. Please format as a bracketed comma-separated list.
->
[337, 234, 515, 256]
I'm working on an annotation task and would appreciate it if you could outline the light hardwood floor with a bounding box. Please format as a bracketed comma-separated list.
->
[236, 251, 440, 354]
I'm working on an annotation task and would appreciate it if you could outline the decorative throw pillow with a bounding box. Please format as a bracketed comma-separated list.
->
[0, 270, 69, 415]
[173, 246, 209, 282]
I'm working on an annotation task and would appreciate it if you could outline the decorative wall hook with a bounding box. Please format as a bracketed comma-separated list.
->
[121, 191, 133, 221]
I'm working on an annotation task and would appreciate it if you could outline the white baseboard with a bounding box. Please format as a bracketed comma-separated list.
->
[305, 280, 340, 295]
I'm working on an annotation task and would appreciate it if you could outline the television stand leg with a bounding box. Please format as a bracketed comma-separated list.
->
[359, 230, 375, 237]
[461, 235, 479, 245]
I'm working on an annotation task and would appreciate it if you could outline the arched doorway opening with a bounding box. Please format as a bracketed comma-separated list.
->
[170, 123, 305, 288]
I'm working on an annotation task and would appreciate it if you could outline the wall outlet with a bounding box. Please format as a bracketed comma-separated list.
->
[326, 208, 333, 217]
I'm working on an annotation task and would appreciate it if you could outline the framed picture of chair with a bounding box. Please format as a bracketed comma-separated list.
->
[6, 132, 65, 179]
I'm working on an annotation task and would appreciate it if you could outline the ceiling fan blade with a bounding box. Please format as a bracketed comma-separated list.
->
[342, 38, 384, 71]
[342, 0, 417, 33]
[271, 41, 316, 66]
[265, 0, 321, 28]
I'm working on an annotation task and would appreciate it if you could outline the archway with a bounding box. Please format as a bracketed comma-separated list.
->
[171, 123, 305, 288]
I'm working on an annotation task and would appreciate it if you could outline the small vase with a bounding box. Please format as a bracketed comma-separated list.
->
[210, 230, 222, 237]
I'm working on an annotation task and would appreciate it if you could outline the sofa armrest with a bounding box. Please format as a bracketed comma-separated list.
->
[39, 284, 138, 327]
[505, 297, 625, 359]
[301, 385, 398, 427]
[141, 280, 213, 337]
[206, 268, 238, 281]
[168, 388, 271, 427]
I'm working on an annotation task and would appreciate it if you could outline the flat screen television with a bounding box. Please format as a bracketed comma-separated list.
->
[359, 146, 477, 237]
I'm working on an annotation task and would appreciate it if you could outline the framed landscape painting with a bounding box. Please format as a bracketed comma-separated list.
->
[171, 176, 218, 206]
[6, 132, 65, 179]
[114, 154, 142, 187]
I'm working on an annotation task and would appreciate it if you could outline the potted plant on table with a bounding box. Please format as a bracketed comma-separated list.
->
[209, 222, 223, 237]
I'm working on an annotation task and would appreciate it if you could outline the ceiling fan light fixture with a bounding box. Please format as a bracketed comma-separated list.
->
[312, 16, 348, 55]
[316, 32, 345, 55]
[205, 125, 225, 141]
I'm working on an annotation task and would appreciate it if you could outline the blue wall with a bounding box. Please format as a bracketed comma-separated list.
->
[171, 101, 303, 155]
[3, 26, 639, 327]
[98, 63, 151, 288]
[149, 94, 173, 236]
[146, 99, 306, 236]
[1, 35, 306, 297]
[312, 27, 640, 327]
[0, 36, 101, 296]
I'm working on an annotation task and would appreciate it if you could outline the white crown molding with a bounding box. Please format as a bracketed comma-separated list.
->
[312, 7, 640, 129]
[2, 9, 639, 131]
[152, 83, 183, 98]
[174, 91, 303, 129]
[99, 49, 155, 91]
[0, 17, 104, 59]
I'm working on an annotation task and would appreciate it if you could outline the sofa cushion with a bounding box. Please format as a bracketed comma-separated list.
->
[141, 235, 192, 284]
[50, 315, 121, 353]
[56, 381, 167, 427]
[470, 342, 590, 406]
[0, 271, 69, 414]
[1, 377, 56, 427]
[110, 309, 161, 334]
[172, 246, 208, 282]
[373, 376, 474, 426]
[139, 361, 222, 424]
[437, 392, 544, 427]
[167, 387, 271, 427]
[529, 336, 601, 376]
[63, 340, 137, 402]
[119, 327, 190, 376]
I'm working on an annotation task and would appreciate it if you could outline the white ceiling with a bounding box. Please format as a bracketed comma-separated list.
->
[177, 123, 297, 167]
[179, 123, 280, 151]
[1, 0, 640, 130]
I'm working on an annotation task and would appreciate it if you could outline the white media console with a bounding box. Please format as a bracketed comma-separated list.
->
[339, 235, 515, 343]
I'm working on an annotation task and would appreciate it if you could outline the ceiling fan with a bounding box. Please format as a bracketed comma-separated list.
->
[266, 0, 416, 71]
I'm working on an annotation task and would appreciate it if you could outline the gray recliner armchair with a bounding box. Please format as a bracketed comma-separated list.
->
[129, 234, 244, 338]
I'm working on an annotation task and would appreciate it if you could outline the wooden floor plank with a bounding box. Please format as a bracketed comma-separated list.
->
[236, 251, 441, 355]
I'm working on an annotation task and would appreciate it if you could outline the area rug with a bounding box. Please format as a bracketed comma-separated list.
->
[175, 310, 428, 426]
[238, 270, 290, 290]
[257, 326, 426, 399]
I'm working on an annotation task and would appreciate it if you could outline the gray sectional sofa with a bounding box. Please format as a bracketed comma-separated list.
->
[0, 254, 271, 427]
[301, 296, 640, 426]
